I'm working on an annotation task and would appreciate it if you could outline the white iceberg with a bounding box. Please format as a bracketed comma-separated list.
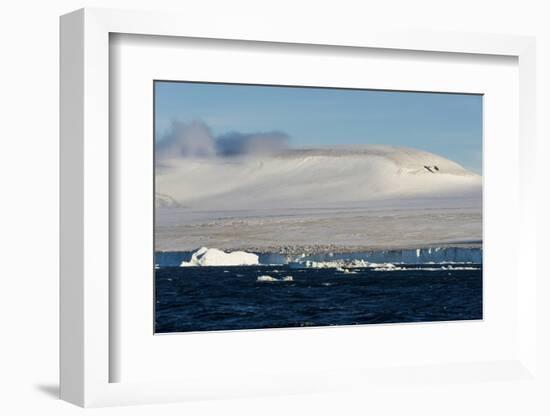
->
[180, 247, 259, 267]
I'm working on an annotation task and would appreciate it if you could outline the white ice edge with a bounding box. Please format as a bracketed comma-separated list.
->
[175, 247, 481, 271]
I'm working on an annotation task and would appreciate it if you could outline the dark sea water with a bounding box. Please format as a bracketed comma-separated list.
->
[155, 265, 482, 333]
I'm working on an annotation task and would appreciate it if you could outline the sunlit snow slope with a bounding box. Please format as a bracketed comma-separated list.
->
[155, 146, 482, 252]
[156, 146, 481, 210]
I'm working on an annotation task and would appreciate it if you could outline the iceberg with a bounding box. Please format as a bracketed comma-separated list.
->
[180, 247, 259, 267]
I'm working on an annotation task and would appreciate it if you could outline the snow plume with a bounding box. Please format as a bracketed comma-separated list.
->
[156, 120, 289, 160]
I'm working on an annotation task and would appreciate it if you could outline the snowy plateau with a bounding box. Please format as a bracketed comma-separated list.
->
[155, 146, 482, 254]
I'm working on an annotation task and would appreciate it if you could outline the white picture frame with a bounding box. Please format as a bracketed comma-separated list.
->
[60, 7, 537, 407]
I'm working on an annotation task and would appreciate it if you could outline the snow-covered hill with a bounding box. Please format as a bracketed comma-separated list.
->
[155, 146, 481, 210]
[155, 146, 482, 252]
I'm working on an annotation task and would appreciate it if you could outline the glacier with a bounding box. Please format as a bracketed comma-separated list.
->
[156, 246, 482, 268]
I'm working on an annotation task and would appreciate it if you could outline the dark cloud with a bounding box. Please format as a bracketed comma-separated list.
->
[156, 120, 216, 159]
[156, 120, 289, 160]
[216, 131, 289, 157]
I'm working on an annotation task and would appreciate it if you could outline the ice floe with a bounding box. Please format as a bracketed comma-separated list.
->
[257, 275, 294, 282]
[291, 259, 395, 270]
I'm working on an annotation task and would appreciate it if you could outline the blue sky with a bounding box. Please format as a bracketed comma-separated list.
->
[155, 81, 482, 173]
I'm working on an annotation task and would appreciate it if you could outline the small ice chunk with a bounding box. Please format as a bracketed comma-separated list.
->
[257, 275, 293, 282]
[257, 275, 278, 282]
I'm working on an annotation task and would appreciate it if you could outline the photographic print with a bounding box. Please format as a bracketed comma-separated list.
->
[154, 81, 482, 333]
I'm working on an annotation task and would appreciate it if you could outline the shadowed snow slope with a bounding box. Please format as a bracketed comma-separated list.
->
[156, 146, 481, 210]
